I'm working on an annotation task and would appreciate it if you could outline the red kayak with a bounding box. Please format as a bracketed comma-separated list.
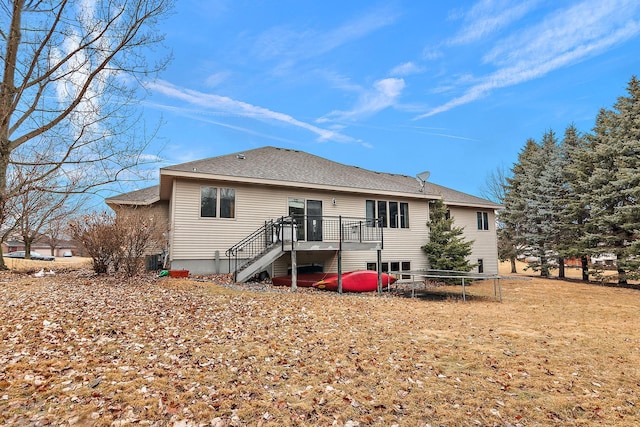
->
[272, 272, 338, 287]
[313, 270, 396, 292]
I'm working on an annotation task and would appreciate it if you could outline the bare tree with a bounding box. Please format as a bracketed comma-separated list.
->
[5, 161, 86, 257]
[115, 207, 168, 277]
[480, 165, 521, 274]
[479, 164, 508, 204]
[69, 211, 120, 274]
[42, 215, 67, 256]
[0, 0, 173, 269]
[70, 208, 167, 276]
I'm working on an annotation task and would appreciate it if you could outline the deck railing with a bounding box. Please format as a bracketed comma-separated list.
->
[225, 215, 383, 280]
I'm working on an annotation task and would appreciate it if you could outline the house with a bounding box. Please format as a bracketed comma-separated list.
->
[106, 146, 500, 281]
[2, 236, 77, 257]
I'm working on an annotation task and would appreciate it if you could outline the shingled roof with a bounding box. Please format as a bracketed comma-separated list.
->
[162, 146, 499, 208]
[111, 146, 499, 209]
[105, 185, 159, 206]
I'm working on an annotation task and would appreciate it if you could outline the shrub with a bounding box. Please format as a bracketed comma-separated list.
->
[69, 212, 120, 274]
[69, 209, 168, 277]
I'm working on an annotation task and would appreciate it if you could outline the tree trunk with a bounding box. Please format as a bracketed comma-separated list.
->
[558, 257, 565, 279]
[510, 256, 517, 274]
[23, 236, 33, 259]
[617, 268, 628, 285]
[581, 255, 589, 281]
[0, 2, 22, 271]
[540, 255, 549, 277]
[0, 151, 9, 270]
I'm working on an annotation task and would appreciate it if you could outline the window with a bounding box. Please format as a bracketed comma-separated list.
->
[368, 260, 411, 279]
[478, 259, 484, 274]
[477, 211, 489, 230]
[377, 201, 387, 228]
[402, 261, 411, 279]
[220, 188, 235, 218]
[366, 200, 409, 228]
[400, 203, 409, 228]
[389, 202, 398, 228]
[366, 200, 375, 226]
[201, 187, 217, 217]
[201, 186, 235, 218]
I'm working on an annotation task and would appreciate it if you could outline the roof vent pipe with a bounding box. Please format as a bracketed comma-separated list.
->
[237, 153, 246, 160]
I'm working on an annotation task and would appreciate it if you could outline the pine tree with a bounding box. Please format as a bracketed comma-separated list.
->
[530, 130, 565, 277]
[584, 76, 640, 284]
[559, 124, 591, 280]
[422, 198, 475, 273]
[502, 139, 542, 273]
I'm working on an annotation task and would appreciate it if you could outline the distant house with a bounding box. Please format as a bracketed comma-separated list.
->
[106, 146, 500, 281]
[1, 236, 76, 257]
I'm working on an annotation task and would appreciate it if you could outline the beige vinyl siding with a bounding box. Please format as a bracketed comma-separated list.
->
[169, 178, 497, 275]
[171, 178, 432, 272]
[449, 207, 499, 274]
[270, 199, 431, 275]
[111, 201, 170, 256]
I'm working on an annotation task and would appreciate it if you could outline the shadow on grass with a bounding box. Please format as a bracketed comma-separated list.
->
[391, 287, 497, 302]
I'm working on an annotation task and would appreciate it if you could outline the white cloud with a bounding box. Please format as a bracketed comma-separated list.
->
[390, 62, 425, 76]
[422, 48, 443, 61]
[147, 80, 358, 143]
[417, 0, 640, 118]
[204, 71, 231, 88]
[320, 78, 405, 122]
[253, 5, 400, 63]
[447, 0, 538, 45]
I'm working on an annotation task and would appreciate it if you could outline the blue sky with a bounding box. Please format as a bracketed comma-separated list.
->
[139, 0, 640, 198]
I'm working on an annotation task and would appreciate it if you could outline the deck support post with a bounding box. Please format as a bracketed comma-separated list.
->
[462, 278, 466, 301]
[337, 250, 342, 294]
[377, 249, 382, 294]
[338, 216, 343, 294]
[291, 249, 297, 291]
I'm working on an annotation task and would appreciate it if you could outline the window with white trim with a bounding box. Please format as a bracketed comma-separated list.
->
[366, 200, 409, 228]
[201, 186, 235, 218]
[477, 211, 489, 230]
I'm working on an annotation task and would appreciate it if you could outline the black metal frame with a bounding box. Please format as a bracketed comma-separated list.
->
[225, 215, 383, 281]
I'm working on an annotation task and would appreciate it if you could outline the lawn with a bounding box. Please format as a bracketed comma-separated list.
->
[0, 264, 639, 426]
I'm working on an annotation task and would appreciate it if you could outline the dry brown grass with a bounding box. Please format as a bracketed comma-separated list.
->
[0, 267, 639, 426]
[4, 256, 92, 273]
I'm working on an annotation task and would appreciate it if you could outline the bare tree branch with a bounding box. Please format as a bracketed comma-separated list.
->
[0, 0, 174, 269]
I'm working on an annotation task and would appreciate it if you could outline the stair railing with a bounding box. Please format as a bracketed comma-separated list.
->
[225, 216, 293, 281]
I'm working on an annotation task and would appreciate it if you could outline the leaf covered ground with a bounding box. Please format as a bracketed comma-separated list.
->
[0, 268, 639, 426]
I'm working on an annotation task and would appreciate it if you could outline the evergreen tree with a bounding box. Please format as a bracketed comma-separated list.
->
[584, 76, 640, 283]
[559, 124, 591, 280]
[422, 198, 475, 273]
[529, 130, 565, 277]
[502, 139, 542, 273]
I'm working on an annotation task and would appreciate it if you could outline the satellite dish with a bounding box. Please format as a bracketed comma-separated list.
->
[416, 171, 430, 192]
[416, 171, 430, 182]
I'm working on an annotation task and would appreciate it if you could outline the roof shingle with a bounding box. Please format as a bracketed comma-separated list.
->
[110, 147, 499, 209]
[161, 146, 499, 208]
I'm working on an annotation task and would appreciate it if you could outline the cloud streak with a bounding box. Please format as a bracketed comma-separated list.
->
[253, 5, 400, 63]
[147, 80, 358, 143]
[417, 0, 640, 119]
[319, 78, 406, 122]
[447, 0, 538, 45]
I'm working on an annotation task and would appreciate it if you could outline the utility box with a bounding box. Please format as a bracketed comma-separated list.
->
[146, 254, 162, 271]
